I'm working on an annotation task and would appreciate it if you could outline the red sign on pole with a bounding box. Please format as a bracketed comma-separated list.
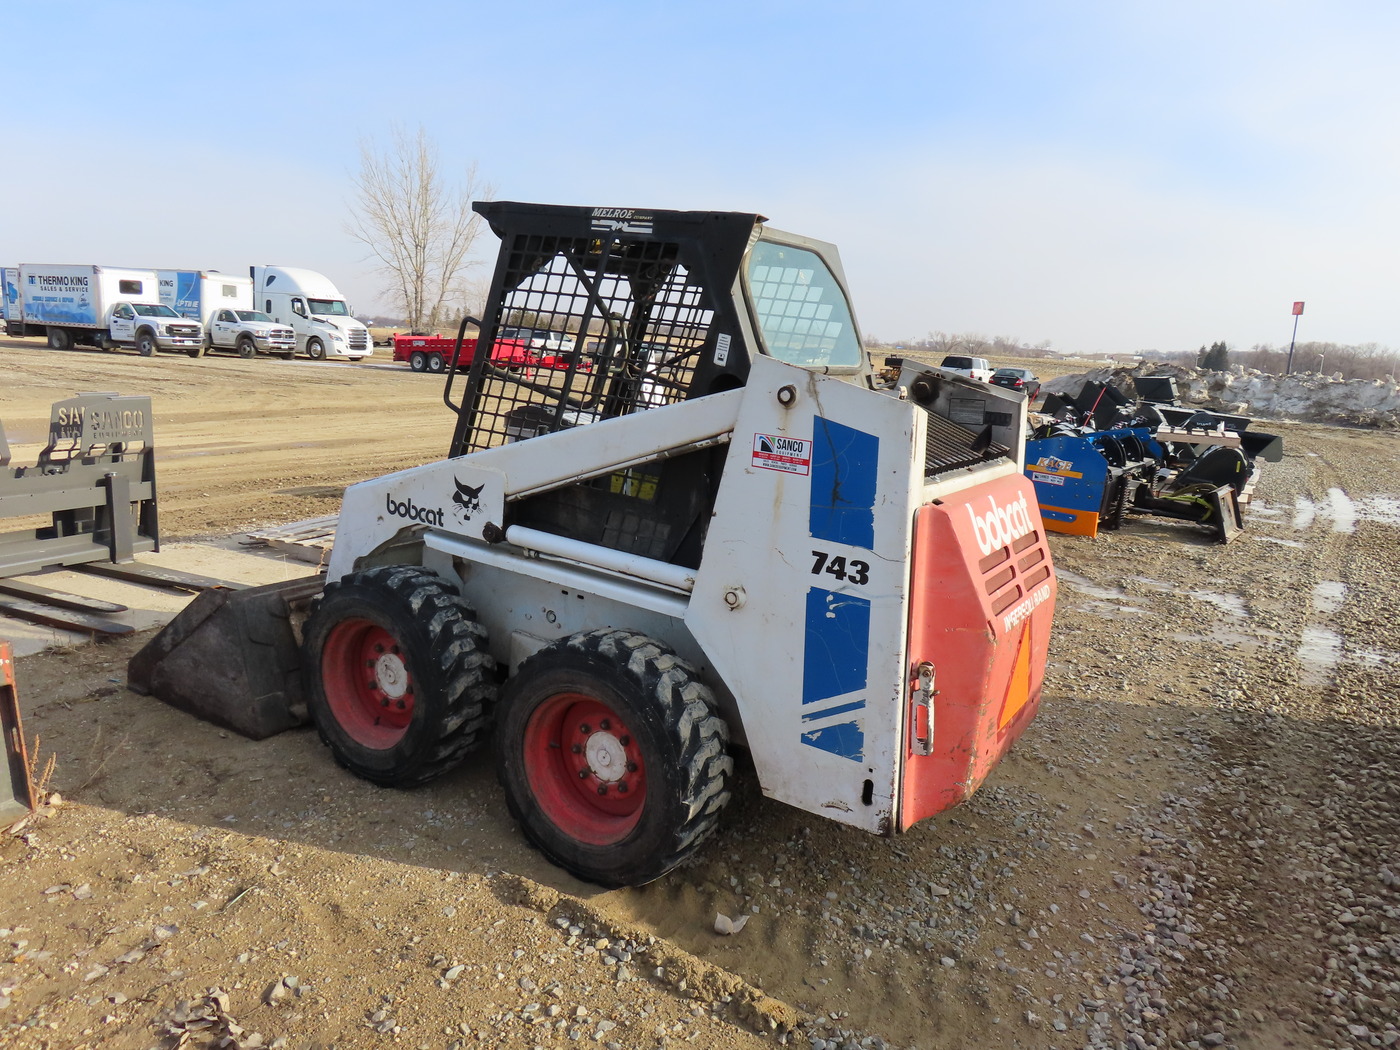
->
[1292, 301, 1305, 315]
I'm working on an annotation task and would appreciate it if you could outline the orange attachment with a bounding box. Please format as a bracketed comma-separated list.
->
[899, 474, 1056, 830]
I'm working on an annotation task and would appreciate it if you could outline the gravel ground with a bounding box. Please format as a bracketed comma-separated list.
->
[1, 346, 1397, 1049]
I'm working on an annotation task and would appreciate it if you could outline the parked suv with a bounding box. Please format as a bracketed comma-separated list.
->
[938, 354, 994, 383]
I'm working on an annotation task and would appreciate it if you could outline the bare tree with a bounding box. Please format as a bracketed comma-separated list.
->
[348, 126, 492, 332]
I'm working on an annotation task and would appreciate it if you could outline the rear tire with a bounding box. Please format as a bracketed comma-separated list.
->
[495, 629, 731, 887]
[47, 328, 71, 351]
[135, 330, 158, 357]
[303, 565, 496, 787]
[237, 335, 257, 359]
[306, 337, 326, 360]
[427, 352, 446, 374]
[409, 350, 427, 372]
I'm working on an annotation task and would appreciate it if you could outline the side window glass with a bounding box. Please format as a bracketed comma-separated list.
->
[292, 298, 306, 318]
[744, 241, 861, 369]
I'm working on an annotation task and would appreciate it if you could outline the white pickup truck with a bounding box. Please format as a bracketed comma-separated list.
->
[937, 354, 994, 383]
[205, 308, 297, 358]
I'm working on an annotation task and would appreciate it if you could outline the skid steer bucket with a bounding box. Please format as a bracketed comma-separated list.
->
[127, 577, 323, 740]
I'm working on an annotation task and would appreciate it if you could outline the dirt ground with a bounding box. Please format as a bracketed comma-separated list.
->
[1, 338, 1398, 1050]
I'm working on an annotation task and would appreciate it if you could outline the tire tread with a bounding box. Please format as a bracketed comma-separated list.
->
[502, 628, 730, 885]
[307, 565, 495, 787]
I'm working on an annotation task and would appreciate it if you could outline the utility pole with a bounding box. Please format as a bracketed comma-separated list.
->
[1285, 301, 1305, 375]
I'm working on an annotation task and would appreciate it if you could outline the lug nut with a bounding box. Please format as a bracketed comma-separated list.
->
[597, 785, 608, 796]
[600, 719, 611, 730]
[579, 723, 590, 734]
[571, 744, 583, 754]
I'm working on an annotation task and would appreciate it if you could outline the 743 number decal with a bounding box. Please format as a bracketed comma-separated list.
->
[811, 550, 870, 586]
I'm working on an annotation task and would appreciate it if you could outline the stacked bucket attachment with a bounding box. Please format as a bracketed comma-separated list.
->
[1027, 377, 1282, 543]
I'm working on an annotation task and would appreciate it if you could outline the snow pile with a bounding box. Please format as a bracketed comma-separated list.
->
[1043, 362, 1400, 429]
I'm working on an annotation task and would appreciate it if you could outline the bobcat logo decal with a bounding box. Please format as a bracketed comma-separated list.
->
[452, 478, 484, 523]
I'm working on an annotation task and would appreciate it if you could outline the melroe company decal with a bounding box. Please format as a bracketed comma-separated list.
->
[752, 434, 812, 475]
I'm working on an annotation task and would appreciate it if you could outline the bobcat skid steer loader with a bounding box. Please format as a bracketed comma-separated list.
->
[134, 202, 1058, 887]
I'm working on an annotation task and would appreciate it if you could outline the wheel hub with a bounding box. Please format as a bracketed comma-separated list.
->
[374, 652, 408, 699]
[320, 618, 416, 748]
[585, 731, 627, 782]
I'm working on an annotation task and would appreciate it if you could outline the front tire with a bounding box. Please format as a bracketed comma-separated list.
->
[237, 335, 257, 359]
[303, 565, 496, 787]
[306, 337, 326, 360]
[496, 629, 732, 887]
[135, 330, 158, 356]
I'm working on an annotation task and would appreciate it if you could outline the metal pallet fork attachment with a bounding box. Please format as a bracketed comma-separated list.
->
[0, 394, 159, 579]
[74, 561, 246, 593]
[1, 642, 37, 825]
[0, 578, 127, 614]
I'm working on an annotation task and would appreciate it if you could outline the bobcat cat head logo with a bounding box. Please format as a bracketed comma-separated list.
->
[452, 478, 484, 522]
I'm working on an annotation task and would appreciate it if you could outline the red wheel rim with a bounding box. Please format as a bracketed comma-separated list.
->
[522, 693, 647, 846]
[321, 617, 416, 749]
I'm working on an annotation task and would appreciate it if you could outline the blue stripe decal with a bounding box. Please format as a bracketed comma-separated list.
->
[802, 587, 870, 706]
[802, 721, 865, 761]
[801, 698, 868, 723]
[809, 419, 878, 549]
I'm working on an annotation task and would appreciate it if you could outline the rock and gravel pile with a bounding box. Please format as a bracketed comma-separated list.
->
[1042, 362, 1400, 429]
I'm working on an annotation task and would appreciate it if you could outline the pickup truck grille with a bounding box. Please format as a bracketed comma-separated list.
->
[170, 325, 200, 337]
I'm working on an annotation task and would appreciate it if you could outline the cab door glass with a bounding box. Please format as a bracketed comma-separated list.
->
[744, 241, 862, 369]
[292, 298, 306, 318]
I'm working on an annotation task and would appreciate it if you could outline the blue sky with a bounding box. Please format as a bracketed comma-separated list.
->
[3, 1, 1395, 353]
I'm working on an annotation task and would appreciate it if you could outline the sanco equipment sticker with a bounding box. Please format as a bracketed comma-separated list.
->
[752, 434, 812, 475]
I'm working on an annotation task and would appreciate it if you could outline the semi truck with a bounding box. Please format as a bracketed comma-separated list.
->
[249, 266, 373, 361]
[1, 264, 202, 355]
[157, 270, 296, 358]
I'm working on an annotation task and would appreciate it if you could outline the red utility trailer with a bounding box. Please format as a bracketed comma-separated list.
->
[391, 333, 585, 375]
[391, 333, 529, 374]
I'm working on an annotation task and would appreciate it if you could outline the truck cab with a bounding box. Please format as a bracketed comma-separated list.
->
[207, 309, 296, 358]
[105, 302, 203, 355]
[249, 266, 373, 361]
